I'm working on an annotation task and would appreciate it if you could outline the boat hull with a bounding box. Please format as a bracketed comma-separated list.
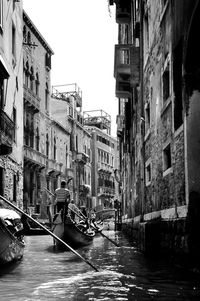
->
[53, 220, 94, 249]
[0, 219, 25, 265]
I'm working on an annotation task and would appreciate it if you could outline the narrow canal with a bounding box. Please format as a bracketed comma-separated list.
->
[0, 230, 200, 300]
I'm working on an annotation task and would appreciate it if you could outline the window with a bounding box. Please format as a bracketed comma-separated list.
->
[30, 117, 34, 148]
[13, 107, 16, 142]
[45, 83, 49, 111]
[12, 24, 16, 65]
[30, 66, 34, 91]
[66, 145, 68, 167]
[45, 53, 51, 70]
[123, 49, 130, 65]
[25, 61, 29, 87]
[46, 134, 49, 158]
[35, 127, 39, 151]
[70, 134, 73, 151]
[53, 137, 56, 160]
[145, 161, 151, 185]
[36, 205, 40, 214]
[163, 143, 172, 172]
[145, 102, 150, 134]
[27, 31, 31, 45]
[76, 135, 78, 151]
[35, 73, 39, 96]
[0, 78, 4, 108]
[24, 115, 29, 146]
[13, 174, 17, 203]
[23, 26, 27, 43]
[162, 61, 170, 102]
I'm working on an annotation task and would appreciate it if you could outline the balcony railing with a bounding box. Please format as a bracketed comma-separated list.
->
[24, 145, 46, 167]
[97, 162, 113, 173]
[97, 187, 115, 196]
[0, 109, 15, 154]
[76, 152, 89, 164]
[47, 159, 63, 175]
[24, 85, 40, 113]
[114, 45, 139, 98]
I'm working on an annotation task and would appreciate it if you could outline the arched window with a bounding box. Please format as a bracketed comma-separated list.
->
[66, 145, 68, 167]
[45, 83, 49, 111]
[53, 136, 56, 160]
[23, 26, 27, 43]
[30, 116, 34, 148]
[24, 115, 29, 146]
[36, 127, 40, 151]
[35, 72, 39, 96]
[27, 31, 31, 45]
[30, 66, 34, 91]
[25, 61, 29, 87]
[46, 133, 49, 158]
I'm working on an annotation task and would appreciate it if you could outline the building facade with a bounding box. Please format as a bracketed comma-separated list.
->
[51, 84, 92, 207]
[0, 0, 23, 208]
[110, 0, 200, 266]
[84, 110, 119, 210]
[23, 11, 54, 218]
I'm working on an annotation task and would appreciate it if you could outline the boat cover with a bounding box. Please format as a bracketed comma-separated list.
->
[0, 209, 21, 220]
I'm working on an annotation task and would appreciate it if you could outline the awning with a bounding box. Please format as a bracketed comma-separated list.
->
[0, 55, 10, 79]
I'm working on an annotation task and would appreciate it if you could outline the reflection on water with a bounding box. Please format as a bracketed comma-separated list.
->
[0, 231, 200, 300]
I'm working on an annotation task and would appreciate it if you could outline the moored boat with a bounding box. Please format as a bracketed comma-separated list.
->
[93, 221, 104, 234]
[52, 214, 95, 249]
[0, 209, 25, 265]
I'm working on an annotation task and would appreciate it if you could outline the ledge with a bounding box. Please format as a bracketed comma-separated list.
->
[122, 205, 188, 224]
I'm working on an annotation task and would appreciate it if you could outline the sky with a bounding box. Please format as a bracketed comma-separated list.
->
[23, 0, 118, 136]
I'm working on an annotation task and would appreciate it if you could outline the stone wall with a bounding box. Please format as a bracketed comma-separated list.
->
[0, 156, 23, 209]
[121, 217, 193, 267]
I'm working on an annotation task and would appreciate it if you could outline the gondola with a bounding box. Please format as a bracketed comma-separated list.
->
[52, 213, 95, 249]
[0, 208, 25, 265]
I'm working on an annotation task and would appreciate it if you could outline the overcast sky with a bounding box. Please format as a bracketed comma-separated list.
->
[23, 0, 118, 136]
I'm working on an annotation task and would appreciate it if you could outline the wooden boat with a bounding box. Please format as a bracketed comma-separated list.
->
[0, 209, 25, 265]
[52, 214, 95, 249]
[24, 227, 48, 235]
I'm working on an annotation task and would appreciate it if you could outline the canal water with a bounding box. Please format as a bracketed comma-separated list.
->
[0, 230, 200, 300]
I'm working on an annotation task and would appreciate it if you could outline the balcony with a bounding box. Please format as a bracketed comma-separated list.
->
[65, 168, 74, 178]
[114, 45, 139, 98]
[47, 159, 63, 176]
[116, 115, 124, 137]
[97, 162, 113, 174]
[24, 145, 46, 168]
[97, 187, 115, 197]
[76, 152, 89, 165]
[0, 109, 15, 155]
[24, 85, 40, 113]
[115, 0, 131, 24]
[79, 184, 91, 196]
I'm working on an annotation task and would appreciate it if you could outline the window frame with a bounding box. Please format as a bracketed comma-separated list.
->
[163, 142, 172, 176]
